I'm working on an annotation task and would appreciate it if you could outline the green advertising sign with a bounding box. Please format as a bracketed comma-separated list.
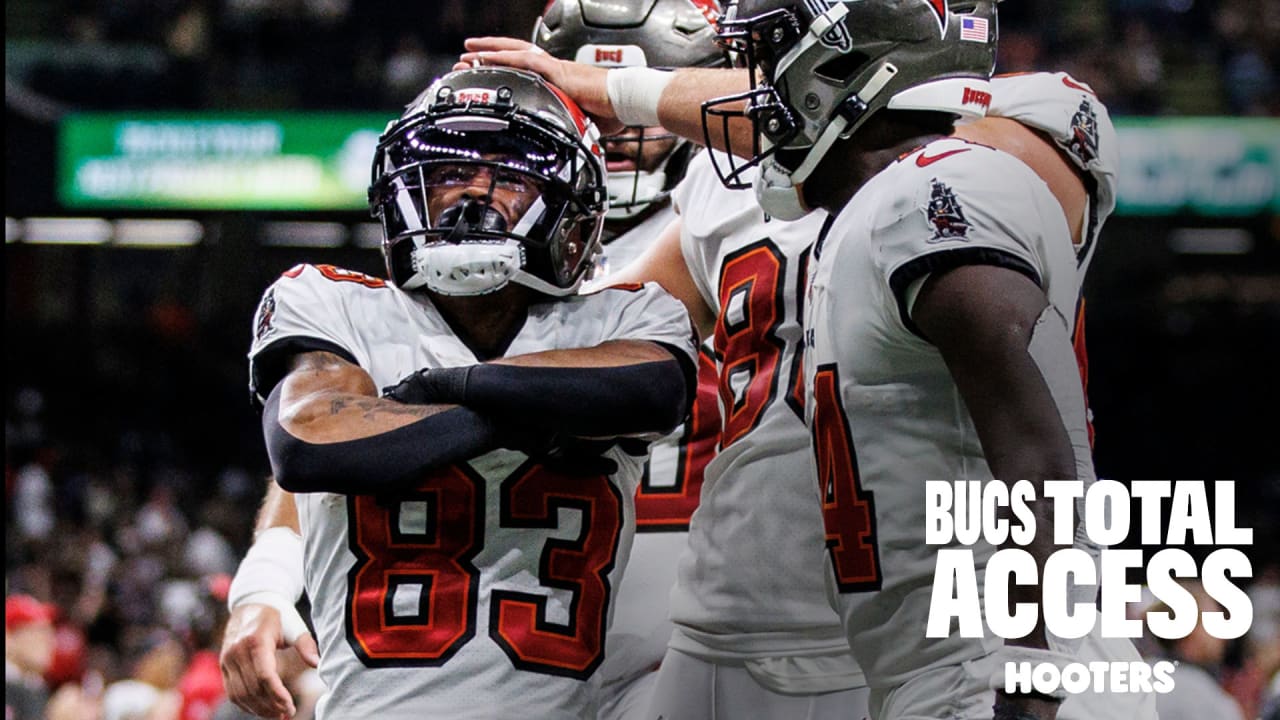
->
[58, 113, 389, 210]
[1113, 117, 1280, 217]
[58, 113, 1280, 215]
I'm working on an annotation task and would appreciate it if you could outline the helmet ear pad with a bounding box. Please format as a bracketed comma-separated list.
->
[516, 188, 599, 289]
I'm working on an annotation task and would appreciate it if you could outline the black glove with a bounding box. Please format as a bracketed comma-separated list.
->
[382, 366, 472, 405]
[538, 449, 619, 477]
[500, 431, 620, 477]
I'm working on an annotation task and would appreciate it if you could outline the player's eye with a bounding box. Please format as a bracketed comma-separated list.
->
[494, 169, 534, 194]
[425, 165, 476, 186]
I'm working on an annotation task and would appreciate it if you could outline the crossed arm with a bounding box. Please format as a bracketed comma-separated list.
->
[264, 338, 690, 494]
[264, 350, 503, 493]
[227, 336, 691, 714]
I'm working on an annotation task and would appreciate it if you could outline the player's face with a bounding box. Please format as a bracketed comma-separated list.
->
[424, 158, 543, 228]
[602, 126, 677, 174]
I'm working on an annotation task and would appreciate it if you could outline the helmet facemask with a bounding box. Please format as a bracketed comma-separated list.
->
[704, 0, 998, 219]
[702, 4, 805, 189]
[600, 125, 688, 220]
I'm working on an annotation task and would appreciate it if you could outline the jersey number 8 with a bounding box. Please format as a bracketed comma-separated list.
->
[345, 460, 622, 679]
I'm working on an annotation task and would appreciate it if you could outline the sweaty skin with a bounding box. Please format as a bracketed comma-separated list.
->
[954, 117, 1087, 246]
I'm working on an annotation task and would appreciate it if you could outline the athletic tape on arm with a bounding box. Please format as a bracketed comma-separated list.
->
[227, 526, 310, 644]
[607, 67, 674, 128]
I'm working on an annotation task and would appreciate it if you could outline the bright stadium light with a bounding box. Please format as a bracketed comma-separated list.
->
[260, 221, 348, 248]
[22, 217, 112, 245]
[1167, 228, 1255, 255]
[113, 219, 204, 247]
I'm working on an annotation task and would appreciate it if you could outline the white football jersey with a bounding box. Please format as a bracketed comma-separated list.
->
[592, 205, 721, 691]
[594, 204, 676, 278]
[247, 263, 697, 720]
[986, 69, 1122, 456]
[665, 151, 859, 672]
[988, 71, 1120, 284]
[803, 134, 1097, 689]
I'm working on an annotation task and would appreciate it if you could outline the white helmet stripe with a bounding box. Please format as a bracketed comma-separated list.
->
[511, 196, 546, 236]
[774, 2, 849, 79]
[511, 268, 581, 297]
[792, 116, 850, 182]
[792, 62, 897, 183]
[390, 167, 425, 233]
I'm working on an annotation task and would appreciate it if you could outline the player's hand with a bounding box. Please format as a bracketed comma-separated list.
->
[538, 437, 621, 476]
[992, 690, 1060, 720]
[221, 603, 320, 720]
[494, 427, 621, 476]
[381, 366, 469, 406]
[455, 37, 623, 135]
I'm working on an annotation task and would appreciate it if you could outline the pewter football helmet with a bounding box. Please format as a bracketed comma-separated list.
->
[370, 68, 607, 296]
[705, 0, 998, 219]
[535, 0, 726, 220]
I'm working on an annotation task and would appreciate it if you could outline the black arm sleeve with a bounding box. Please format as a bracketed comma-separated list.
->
[262, 385, 503, 494]
[461, 351, 692, 438]
[463, 356, 691, 435]
[379, 343, 695, 438]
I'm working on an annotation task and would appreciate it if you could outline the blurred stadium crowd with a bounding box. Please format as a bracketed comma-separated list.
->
[5, 0, 1279, 719]
[5, 0, 1278, 116]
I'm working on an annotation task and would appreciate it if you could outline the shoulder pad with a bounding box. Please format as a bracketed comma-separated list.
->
[990, 72, 1120, 223]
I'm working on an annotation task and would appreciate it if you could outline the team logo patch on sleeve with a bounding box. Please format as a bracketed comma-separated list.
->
[1067, 98, 1100, 167]
[254, 288, 277, 342]
[926, 179, 970, 242]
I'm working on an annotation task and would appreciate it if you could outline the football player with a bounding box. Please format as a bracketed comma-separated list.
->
[236, 67, 696, 720]
[456, 3, 1152, 719]
[216, 8, 727, 712]
[479, 7, 872, 720]
[712, 2, 1150, 720]
[536, 0, 726, 269]
[218, 6, 725, 720]
[617, 151, 873, 720]
[533, 2, 726, 718]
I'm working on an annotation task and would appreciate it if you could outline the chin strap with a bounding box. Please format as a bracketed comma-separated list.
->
[407, 196, 591, 298]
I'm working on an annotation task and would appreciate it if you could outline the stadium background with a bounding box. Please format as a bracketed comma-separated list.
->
[5, 1, 1279, 718]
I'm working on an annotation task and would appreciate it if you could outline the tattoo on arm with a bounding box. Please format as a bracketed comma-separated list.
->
[327, 395, 439, 421]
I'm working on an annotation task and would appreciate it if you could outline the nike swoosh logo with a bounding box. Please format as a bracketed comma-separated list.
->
[916, 148, 970, 167]
[1062, 76, 1096, 95]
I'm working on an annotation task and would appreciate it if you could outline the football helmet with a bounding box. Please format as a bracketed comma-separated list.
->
[534, 0, 726, 220]
[369, 68, 607, 297]
[704, 0, 999, 219]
